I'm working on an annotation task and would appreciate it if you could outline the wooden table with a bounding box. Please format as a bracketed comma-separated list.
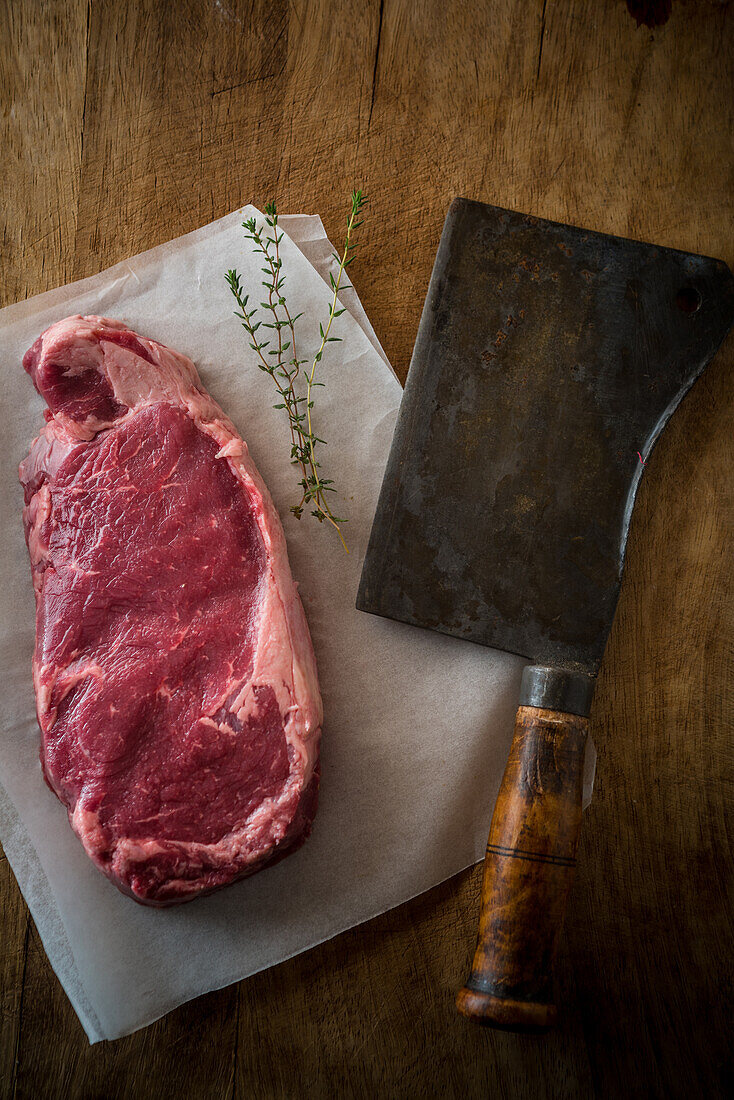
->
[2, 1, 732, 1095]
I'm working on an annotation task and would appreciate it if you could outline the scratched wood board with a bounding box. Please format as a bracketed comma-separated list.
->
[1, 1, 732, 1096]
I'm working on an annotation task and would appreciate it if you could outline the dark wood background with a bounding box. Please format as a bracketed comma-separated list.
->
[2, 1, 732, 1096]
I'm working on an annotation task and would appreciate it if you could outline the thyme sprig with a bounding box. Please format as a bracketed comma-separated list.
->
[225, 190, 367, 552]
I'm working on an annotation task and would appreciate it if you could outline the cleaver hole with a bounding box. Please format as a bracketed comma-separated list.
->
[676, 286, 702, 314]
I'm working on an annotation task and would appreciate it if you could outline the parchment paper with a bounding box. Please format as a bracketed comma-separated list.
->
[0, 209, 595, 1043]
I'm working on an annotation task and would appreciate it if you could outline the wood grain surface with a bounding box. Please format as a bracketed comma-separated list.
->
[1, 0, 733, 1096]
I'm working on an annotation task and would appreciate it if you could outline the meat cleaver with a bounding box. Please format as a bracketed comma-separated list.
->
[357, 199, 734, 1030]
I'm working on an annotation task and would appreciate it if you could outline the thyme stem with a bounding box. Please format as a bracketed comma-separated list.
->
[301, 191, 366, 551]
[225, 190, 367, 552]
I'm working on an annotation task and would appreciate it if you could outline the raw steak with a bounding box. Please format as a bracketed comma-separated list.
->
[19, 315, 322, 905]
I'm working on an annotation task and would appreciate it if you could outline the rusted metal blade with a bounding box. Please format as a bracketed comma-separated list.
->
[358, 199, 734, 674]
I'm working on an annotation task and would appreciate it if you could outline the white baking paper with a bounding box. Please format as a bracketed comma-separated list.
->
[0, 210, 595, 1043]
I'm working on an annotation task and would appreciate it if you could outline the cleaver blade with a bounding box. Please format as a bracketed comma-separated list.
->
[358, 199, 734, 675]
[357, 198, 734, 1030]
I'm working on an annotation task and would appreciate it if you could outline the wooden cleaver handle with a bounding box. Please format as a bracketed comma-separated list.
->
[456, 672, 591, 1030]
